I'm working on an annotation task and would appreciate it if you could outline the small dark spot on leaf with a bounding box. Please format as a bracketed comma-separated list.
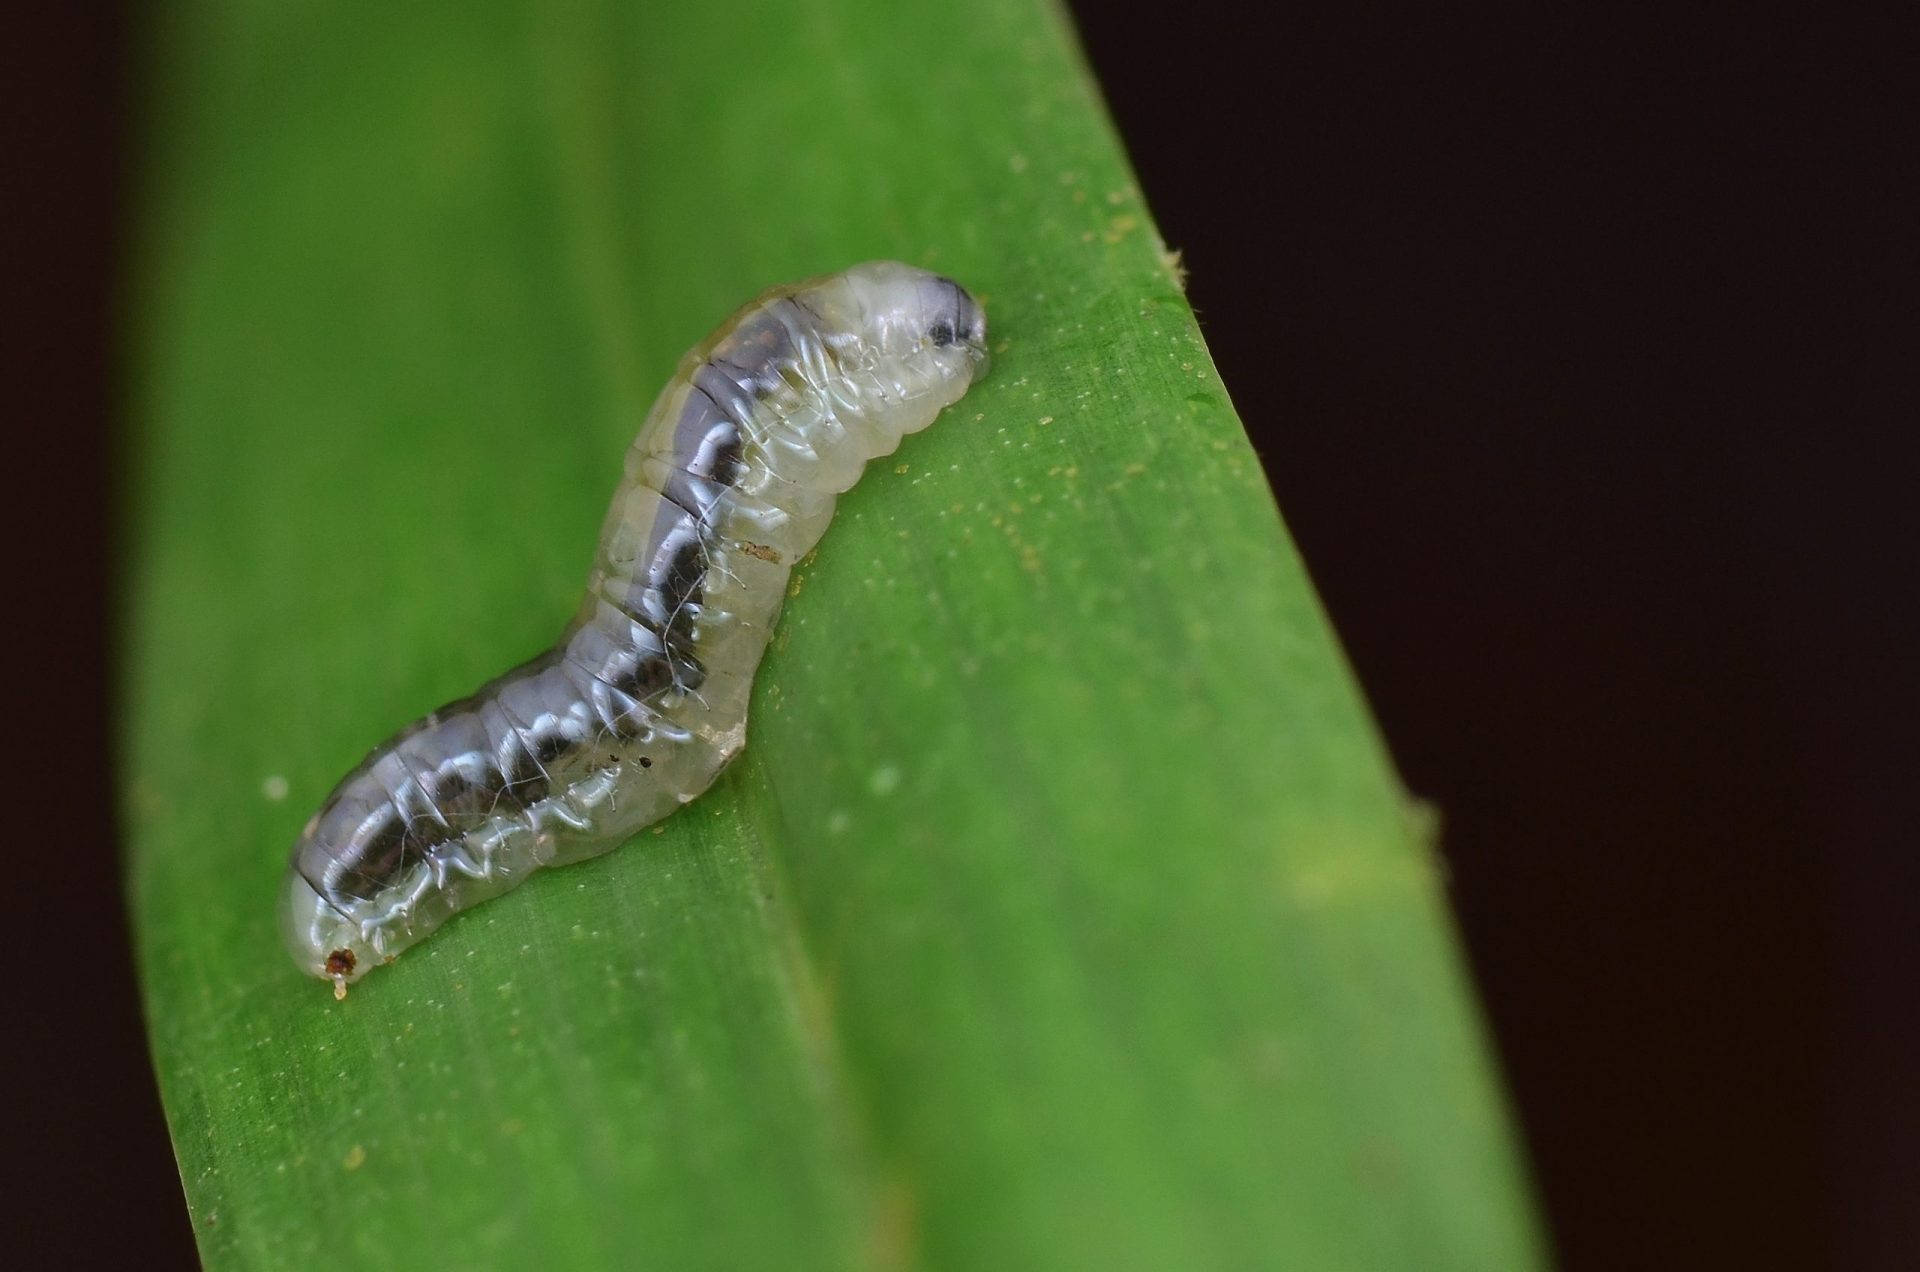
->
[639, 756, 653, 768]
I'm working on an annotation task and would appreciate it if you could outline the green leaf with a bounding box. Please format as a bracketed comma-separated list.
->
[123, 0, 1541, 1267]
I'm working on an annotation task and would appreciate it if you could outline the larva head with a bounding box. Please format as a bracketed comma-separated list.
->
[805, 261, 990, 425]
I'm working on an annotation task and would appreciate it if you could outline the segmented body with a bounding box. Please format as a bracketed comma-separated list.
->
[281, 262, 989, 991]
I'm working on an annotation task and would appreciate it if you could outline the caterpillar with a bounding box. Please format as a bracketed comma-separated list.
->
[281, 262, 989, 996]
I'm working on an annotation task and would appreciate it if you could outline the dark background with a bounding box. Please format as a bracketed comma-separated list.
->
[18, 4, 1910, 1268]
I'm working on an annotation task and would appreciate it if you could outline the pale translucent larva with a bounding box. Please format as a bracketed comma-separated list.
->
[281, 262, 989, 994]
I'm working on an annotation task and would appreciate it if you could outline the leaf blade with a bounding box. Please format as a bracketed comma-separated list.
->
[124, 1, 1541, 1267]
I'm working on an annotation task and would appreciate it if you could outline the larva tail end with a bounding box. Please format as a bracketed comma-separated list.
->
[280, 871, 376, 991]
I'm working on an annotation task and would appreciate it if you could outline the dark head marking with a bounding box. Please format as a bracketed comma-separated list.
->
[927, 275, 983, 349]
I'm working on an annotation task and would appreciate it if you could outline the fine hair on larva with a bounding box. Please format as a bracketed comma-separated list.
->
[281, 262, 990, 995]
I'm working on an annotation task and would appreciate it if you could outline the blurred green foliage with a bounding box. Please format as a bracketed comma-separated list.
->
[122, 0, 1539, 1266]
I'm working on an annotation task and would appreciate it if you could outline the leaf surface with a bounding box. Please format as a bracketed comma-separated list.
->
[124, 1, 1540, 1266]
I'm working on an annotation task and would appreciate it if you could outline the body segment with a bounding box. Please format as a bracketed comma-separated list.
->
[282, 262, 989, 991]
